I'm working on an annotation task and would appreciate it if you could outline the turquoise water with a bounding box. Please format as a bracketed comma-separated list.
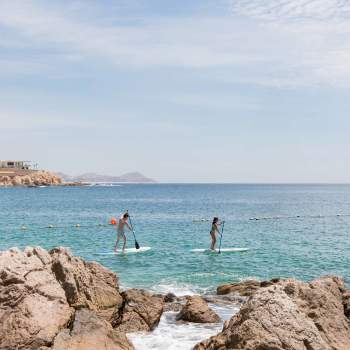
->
[0, 184, 349, 293]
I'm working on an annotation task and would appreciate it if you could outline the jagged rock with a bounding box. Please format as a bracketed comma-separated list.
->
[163, 292, 177, 303]
[176, 295, 221, 323]
[50, 247, 123, 311]
[0, 246, 133, 349]
[216, 278, 280, 296]
[195, 276, 350, 350]
[0, 247, 72, 349]
[52, 309, 134, 350]
[112, 289, 164, 332]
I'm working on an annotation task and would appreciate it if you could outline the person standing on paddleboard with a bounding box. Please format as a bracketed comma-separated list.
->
[114, 212, 132, 253]
[210, 217, 223, 250]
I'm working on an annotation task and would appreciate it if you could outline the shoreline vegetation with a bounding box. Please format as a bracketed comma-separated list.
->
[0, 246, 349, 350]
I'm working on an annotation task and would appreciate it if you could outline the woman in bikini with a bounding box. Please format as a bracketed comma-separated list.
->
[210, 217, 222, 251]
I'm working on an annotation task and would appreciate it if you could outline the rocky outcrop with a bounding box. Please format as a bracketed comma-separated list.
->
[176, 295, 221, 323]
[0, 246, 131, 350]
[217, 278, 280, 296]
[195, 276, 350, 350]
[112, 289, 164, 333]
[0, 170, 62, 187]
[52, 309, 133, 350]
[50, 247, 123, 311]
[0, 247, 73, 349]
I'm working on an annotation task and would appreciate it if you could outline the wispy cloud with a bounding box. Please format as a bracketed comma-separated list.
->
[0, 0, 349, 87]
[230, 0, 350, 21]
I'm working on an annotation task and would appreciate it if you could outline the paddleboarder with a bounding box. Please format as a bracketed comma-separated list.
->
[210, 217, 223, 251]
[114, 212, 132, 253]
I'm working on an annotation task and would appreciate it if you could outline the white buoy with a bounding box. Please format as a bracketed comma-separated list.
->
[75, 224, 81, 228]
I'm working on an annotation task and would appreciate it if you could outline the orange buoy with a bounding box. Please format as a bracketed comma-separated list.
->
[110, 217, 117, 225]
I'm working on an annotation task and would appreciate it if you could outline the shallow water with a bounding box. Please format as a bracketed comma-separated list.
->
[1, 184, 350, 293]
[128, 303, 239, 350]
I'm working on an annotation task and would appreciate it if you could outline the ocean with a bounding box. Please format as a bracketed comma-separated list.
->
[1, 184, 349, 349]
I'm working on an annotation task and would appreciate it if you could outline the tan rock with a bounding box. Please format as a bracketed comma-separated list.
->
[217, 278, 280, 296]
[52, 309, 134, 350]
[176, 295, 221, 323]
[112, 289, 164, 332]
[11, 175, 22, 186]
[50, 247, 123, 311]
[0, 247, 72, 349]
[195, 276, 350, 350]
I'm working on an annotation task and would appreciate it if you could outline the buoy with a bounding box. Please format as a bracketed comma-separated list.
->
[21, 225, 27, 230]
[75, 224, 81, 228]
[48, 225, 54, 228]
[110, 218, 117, 225]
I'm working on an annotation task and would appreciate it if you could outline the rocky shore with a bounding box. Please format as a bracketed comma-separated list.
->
[0, 170, 85, 187]
[0, 247, 349, 350]
[0, 170, 63, 187]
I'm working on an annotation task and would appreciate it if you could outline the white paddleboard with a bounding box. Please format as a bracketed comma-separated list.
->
[191, 248, 249, 253]
[96, 247, 151, 255]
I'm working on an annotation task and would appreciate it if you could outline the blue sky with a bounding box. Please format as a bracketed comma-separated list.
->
[1, 0, 349, 182]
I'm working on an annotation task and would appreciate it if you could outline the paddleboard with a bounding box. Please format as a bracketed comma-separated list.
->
[96, 247, 151, 255]
[191, 248, 249, 253]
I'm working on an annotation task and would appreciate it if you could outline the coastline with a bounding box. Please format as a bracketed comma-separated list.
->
[1, 246, 349, 350]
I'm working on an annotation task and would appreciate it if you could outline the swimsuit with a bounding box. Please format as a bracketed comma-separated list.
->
[117, 223, 126, 239]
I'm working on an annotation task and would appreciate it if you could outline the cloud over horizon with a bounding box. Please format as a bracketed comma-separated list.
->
[0, 0, 349, 182]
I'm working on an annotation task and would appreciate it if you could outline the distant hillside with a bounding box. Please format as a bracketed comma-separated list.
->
[55, 171, 156, 183]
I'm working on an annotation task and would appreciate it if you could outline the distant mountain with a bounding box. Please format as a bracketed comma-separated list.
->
[55, 171, 156, 183]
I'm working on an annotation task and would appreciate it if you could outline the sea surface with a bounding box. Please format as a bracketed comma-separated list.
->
[1, 184, 349, 349]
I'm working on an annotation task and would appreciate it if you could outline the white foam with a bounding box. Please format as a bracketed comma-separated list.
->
[128, 303, 239, 350]
[151, 283, 198, 296]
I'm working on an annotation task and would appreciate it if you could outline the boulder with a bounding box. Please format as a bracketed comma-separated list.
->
[217, 278, 280, 296]
[195, 276, 350, 350]
[163, 292, 177, 303]
[50, 247, 123, 311]
[11, 175, 22, 186]
[0, 246, 133, 349]
[112, 289, 164, 332]
[0, 247, 72, 349]
[52, 309, 134, 350]
[176, 295, 221, 323]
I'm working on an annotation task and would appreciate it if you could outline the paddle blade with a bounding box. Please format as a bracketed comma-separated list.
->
[135, 240, 140, 249]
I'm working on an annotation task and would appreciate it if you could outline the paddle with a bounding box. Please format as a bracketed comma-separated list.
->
[218, 220, 225, 254]
[127, 211, 140, 250]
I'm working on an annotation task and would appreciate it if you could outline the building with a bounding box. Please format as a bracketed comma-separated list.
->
[0, 160, 32, 170]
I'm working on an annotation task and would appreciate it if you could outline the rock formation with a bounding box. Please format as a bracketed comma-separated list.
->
[51, 309, 133, 350]
[217, 278, 280, 296]
[112, 289, 164, 333]
[195, 276, 350, 350]
[177, 295, 221, 323]
[0, 170, 62, 187]
[2, 246, 349, 350]
[0, 247, 133, 349]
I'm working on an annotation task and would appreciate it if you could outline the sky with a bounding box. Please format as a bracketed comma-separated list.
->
[0, 0, 349, 183]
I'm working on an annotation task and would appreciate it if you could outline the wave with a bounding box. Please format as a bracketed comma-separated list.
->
[128, 304, 239, 350]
